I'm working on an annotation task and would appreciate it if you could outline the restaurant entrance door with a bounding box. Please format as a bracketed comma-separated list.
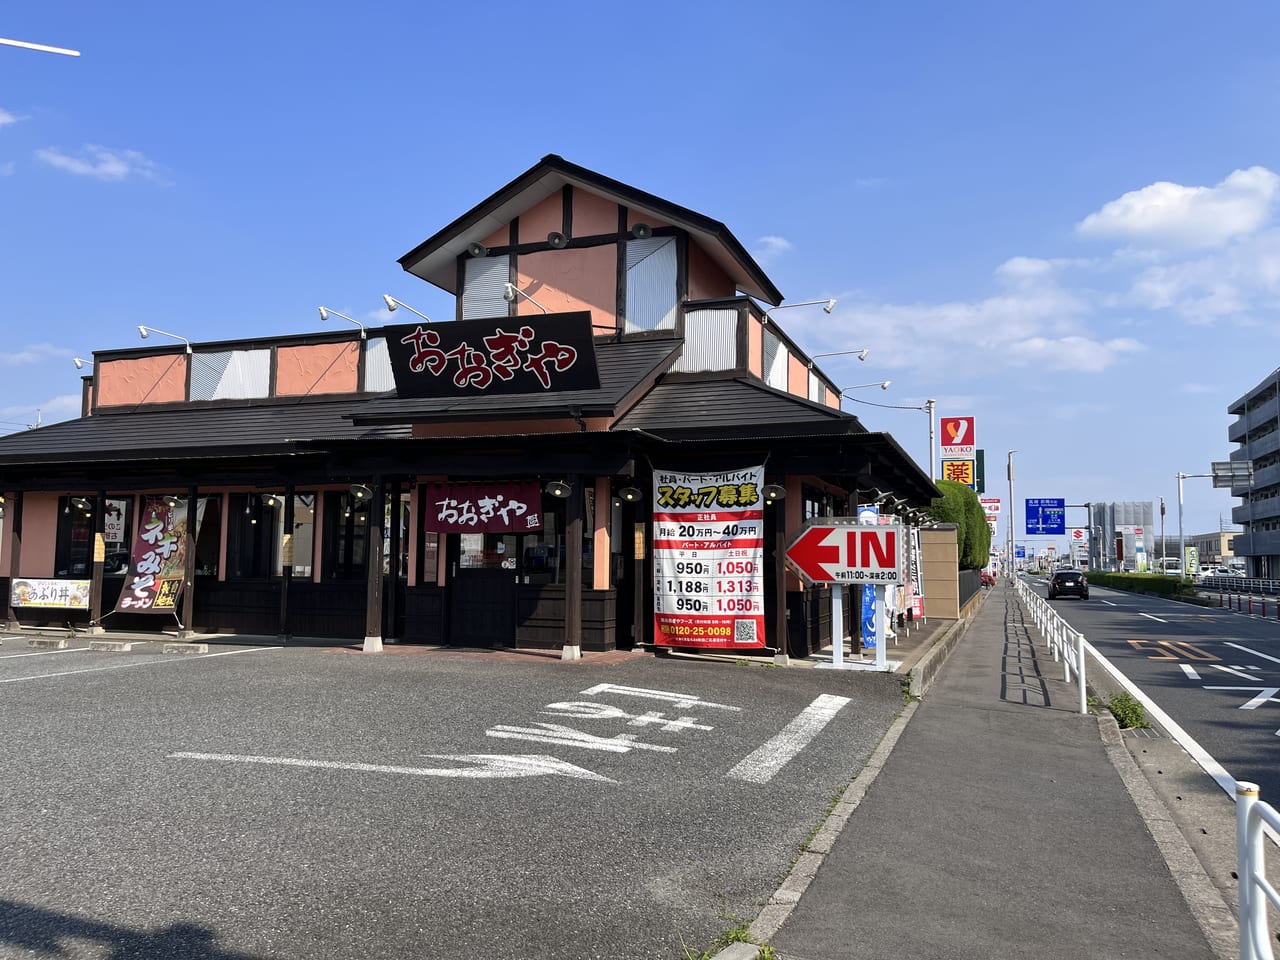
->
[448, 532, 518, 647]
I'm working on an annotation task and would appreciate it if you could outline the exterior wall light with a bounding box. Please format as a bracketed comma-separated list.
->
[618, 486, 643, 503]
[138, 325, 192, 354]
[382, 294, 432, 323]
[762, 484, 787, 503]
[319, 307, 366, 340]
[348, 484, 374, 502]
[503, 282, 549, 315]
[545, 480, 573, 498]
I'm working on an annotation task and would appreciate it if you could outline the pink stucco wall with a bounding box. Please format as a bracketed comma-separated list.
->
[627, 211, 670, 232]
[482, 225, 509, 249]
[276, 342, 360, 396]
[516, 247, 618, 323]
[686, 242, 735, 301]
[519, 194, 564, 242]
[747, 319, 763, 378]
[96, 356, 187, 407]
[573, 191, 619, 237]
[788, 353, 809, 399]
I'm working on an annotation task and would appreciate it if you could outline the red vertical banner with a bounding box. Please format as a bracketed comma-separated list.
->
[116, 497, 203, 613]
[652, 466, 766, 649]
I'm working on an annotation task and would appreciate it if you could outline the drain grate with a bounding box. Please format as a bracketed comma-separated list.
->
[1123, 726, 1162, 739]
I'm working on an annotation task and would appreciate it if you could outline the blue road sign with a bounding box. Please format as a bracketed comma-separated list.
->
[1025, 498, 1066, 535]
[1015, 545, 1026, 558]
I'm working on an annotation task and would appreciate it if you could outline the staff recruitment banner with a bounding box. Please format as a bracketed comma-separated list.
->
[116, 497, 206, 614]
[652, 466, 766, 650]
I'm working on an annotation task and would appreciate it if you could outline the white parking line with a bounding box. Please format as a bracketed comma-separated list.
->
[1225, 642, 1280, 667]
[0, 647, 87, 660]
[0, 646, 272, 683]
[1180, 664, 1201, 680]
[170, 751, 612, 782]
[1100, 600, 1117, 606]
[727, 694, 851, 784]
[1139, 612, 1169, 623]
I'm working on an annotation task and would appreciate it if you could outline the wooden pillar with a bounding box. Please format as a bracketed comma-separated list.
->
[562, 474, 583, 660]
[772, 489, 789, 665]
[278, 484, 295, 642]
[362, 477, 385, 653]
[632, 497, 647, 650]
[5, 491, 22, 628]
[178, 484, 198, 638]
[88, 488, 107, 633]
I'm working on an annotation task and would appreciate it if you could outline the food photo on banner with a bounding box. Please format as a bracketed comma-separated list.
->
[651, 465, 766, 650]
[115, 497, 207, 613]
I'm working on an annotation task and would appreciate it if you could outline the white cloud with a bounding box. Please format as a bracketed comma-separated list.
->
[0, 161, 13, 177]
[1127, 228, 1280, 323]
[0, 343, 68, 366]
[35, 144, 164, 183]
[0, 108, 18, 128]
[753, 235, 792, 263]
[1077, 166, 1280, 249]
[1006, 335, 1143, 372]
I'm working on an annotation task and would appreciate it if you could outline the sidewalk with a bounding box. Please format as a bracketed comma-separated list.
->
[763, 580, 1226, 960]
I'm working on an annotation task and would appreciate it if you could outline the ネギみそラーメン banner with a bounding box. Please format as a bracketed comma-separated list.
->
[115, 497, 206, 614]
[651, 466, 766, 650]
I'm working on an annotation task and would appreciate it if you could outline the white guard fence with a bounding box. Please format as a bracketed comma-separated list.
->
[1238, 782, 1280, 960]
[1011, 576, 1089, 715]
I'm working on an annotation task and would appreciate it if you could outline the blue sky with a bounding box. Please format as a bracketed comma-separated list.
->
[3, 1, 1279, 547]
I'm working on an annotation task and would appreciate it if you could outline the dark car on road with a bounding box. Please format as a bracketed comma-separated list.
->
[1048, 569, 1089, 600]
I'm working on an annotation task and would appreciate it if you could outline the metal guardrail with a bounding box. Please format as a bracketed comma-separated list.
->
[1012, 576, 1088, 715]
[1238, 782, 1280, 960]
[1200, 576, 1280, 596]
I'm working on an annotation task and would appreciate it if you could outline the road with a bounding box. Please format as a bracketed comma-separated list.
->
[1025, 575, 1280, 799]
[0, 636, 904, 960]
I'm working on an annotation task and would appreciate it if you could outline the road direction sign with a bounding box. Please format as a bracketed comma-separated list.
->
[1025, 498, 1066, 535]
[785, 521, 904, 584]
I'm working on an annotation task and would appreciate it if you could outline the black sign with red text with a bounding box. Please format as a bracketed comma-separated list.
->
[383, 312, 600, 398]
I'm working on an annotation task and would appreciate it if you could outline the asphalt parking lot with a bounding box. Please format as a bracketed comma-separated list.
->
[0, 637, 906, 960]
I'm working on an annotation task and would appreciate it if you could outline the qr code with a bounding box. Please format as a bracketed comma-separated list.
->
[733, 619, 756, 644]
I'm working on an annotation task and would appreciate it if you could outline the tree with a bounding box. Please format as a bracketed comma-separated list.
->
[927, 480, 991, 570]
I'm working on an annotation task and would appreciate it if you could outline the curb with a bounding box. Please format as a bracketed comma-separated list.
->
[742, 698, 921, 953]
[1098, 712, 1238, 960]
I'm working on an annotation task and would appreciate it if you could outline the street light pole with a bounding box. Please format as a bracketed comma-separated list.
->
[1007, 450, 1017, 573]
[926, 399, 937, 482]
[1177, 472, 1186, 576]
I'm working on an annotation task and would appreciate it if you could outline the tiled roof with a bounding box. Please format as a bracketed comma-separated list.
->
[614, 377, 862, 435]
[0, 397, 408, 465]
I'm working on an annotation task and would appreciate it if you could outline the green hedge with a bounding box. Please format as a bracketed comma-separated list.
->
[1085, 571, 1197, 598]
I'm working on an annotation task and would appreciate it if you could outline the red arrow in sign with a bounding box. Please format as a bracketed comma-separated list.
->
[785, 526, 842, 582]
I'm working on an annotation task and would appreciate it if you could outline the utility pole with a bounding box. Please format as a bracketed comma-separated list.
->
[1007, 450, 1017, 573]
